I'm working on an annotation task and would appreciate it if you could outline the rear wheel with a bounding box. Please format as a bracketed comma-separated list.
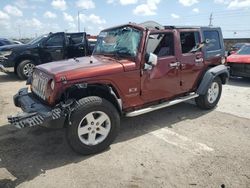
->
[196, 77, 222, 109]
[66, 96, 120, 155]
[17, 59, 35, 80]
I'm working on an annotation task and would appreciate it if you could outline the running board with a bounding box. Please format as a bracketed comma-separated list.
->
[125, 93, 199, 117]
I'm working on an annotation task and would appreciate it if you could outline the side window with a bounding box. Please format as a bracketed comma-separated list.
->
[68, 34, 84, 45]
[204, 31, 221, 51]
[146, 33, 174, 57]
[180, 32, 200, 53]
[46, 35, 64, 47]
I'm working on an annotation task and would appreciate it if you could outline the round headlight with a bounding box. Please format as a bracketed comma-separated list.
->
[50, 80, 55, 90]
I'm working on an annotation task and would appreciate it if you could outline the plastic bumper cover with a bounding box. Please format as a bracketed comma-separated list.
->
[0, 63, 14, 73]
[8, 88, 66, 128]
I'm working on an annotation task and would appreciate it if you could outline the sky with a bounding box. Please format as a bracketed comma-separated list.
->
[0, 0, 250, 39]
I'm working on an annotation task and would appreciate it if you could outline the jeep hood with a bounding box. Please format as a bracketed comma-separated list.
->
[227, 54, 250, 64]
[37, 55, 136, 82]
[0, 44, 28, 51]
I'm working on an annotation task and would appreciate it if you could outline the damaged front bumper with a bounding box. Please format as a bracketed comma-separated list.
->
[0, 64, 14, 73]
[8, 88, 67, 129]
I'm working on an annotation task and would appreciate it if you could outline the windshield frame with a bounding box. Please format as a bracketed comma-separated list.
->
[93, 26, 143, 59]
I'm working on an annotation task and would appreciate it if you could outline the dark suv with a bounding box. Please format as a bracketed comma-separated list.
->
[0, 32, 91, 79]
[0, 38, 16, 46]
[9, 21, 229, 155]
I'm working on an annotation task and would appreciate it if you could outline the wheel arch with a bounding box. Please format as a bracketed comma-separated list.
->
[14, 55, 40, 72]
[62, 83, 123, 115]
[197, 64, 229, 95]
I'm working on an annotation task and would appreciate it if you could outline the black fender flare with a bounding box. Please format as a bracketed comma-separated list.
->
[63, 83, 123, 114]
[15, 54, 41, 66]
[196, 65, 229, 95]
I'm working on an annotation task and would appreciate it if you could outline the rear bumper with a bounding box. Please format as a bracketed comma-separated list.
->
[8, 88, 66, 129]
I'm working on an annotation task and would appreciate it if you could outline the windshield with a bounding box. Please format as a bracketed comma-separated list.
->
[93, 26, 142, 57]
[27, 34, 48, 45]
[237, 45, 250, 55]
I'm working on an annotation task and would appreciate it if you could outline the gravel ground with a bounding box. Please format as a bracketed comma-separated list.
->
[0, 72, 249, 188]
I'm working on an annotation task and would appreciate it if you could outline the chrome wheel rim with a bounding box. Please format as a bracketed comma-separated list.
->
[77, 111, 111, 146]
[23, 63, 35, 77]
[207, 82, 219, 104]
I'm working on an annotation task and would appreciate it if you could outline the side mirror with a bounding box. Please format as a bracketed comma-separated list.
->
[144, 53, 158, 70]
[37, 43, 42, 48]
[147, 53, 158, 66]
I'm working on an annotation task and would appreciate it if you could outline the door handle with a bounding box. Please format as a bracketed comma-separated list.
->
[169, 62, 180, 69]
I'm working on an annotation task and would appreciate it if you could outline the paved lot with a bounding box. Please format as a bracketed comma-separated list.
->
[0, 72, 249, 188]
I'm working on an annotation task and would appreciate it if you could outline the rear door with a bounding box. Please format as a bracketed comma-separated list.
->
[40, 33, 65, 63]
[177, 30, 204, 92]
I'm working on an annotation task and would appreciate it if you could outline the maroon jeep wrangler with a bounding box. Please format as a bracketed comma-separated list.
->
[9, 21, 229, 155]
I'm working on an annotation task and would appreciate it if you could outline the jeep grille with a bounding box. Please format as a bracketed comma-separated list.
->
[32, 71, 48, 100]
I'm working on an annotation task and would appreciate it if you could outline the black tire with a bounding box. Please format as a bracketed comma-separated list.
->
[195, 77, 222, 110]
[66, 96, 120, 155]
[16, 59, 35, 80]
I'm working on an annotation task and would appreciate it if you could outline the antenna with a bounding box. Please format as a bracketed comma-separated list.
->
[209, 13, 213, 27]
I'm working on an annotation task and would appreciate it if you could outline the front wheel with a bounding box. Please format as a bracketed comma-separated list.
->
[17, 60, 35, 80]
[195, 77, 222, 109]
[66, 96, 120, 155]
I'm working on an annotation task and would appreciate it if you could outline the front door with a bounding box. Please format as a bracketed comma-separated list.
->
[141, 31, 182, 102]
[40, 33, 65, 63]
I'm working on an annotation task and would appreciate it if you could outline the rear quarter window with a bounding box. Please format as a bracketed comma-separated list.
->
[204, 30, 221, 51]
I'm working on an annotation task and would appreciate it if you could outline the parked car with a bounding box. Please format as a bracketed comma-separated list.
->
[0, 38, 16, 46]
[8, 21, 229, 155]
[0, 32, 91, 79]
[227, 44, 250, 78]
[228, 43, 250, 56]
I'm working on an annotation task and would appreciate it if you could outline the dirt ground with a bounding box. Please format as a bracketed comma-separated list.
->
[0, 72, 249, 188]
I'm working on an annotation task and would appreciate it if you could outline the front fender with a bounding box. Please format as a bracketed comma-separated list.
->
[197, 65, 229, 95]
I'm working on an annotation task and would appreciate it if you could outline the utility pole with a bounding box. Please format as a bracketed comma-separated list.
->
[18, 25, 21, 39]
[78, 10, 86, 32]
[209, 13, 213, 27]
[78, 11, 80, 32]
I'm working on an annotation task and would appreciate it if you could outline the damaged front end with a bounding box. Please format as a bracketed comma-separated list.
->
[8, 88, 74, 129]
